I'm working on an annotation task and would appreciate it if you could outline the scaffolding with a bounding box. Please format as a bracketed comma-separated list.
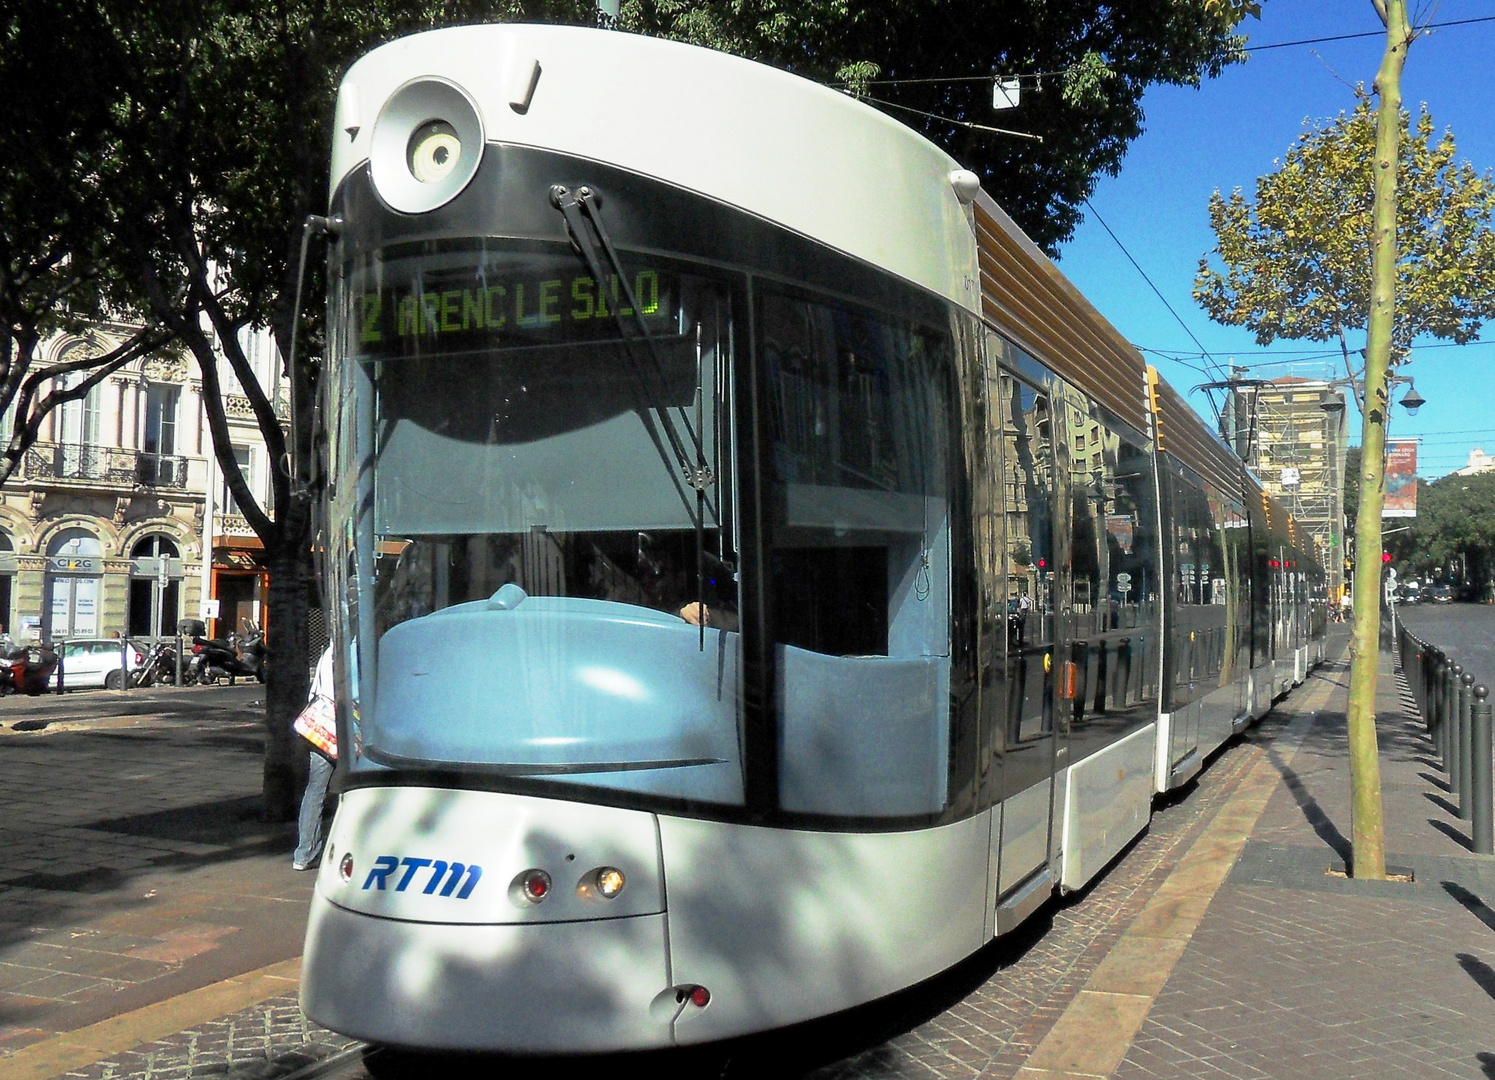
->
[1222, 376, 1349, 597]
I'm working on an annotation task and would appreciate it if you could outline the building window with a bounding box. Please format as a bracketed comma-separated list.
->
[221, 446, 252, 515]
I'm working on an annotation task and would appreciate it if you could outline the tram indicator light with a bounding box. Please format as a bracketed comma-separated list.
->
[520, 869, 551, 903]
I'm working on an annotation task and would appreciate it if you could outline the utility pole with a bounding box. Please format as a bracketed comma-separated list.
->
[1346, 0, 1414, 881]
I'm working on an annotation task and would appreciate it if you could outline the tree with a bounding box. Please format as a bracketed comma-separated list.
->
[82, 0, 596, 820]
[629, 0, 1261, 253]
[1194, 2, 1495, 879]
[0, 3, 173, 486]
[1388, 472, 1495, 589]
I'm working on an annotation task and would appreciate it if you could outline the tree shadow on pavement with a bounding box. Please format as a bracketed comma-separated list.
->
[1263, 742, 1352, 864]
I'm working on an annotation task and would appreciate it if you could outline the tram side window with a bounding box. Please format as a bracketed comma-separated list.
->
[1067, 403, 1158, 736]
[759, 289, 954, 818]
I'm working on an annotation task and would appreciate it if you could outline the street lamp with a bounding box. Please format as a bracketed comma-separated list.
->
[1318, 375, 1426, 416]
[1398, 380, 1425, 415]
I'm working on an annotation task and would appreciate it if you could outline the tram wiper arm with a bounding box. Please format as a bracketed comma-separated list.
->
[549, 184, 714, 506]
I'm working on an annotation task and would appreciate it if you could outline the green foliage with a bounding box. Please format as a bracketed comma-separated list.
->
[1194, 93, 1495, 353]
[625, 0, 1255, 253]
[1388, 471, 1495, 585]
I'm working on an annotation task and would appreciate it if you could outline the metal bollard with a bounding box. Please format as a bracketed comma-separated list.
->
[175, 634, 184, 686]
[1427, 652, 1439, 760]
[1450, 663, 1464, 791]
[1473, 685, 1493, 856]
[1433, 654, 1448, 770]
[1461, 672, 1477, 820]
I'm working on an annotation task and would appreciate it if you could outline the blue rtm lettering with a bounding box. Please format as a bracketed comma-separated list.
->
[362, 856, 482, 899]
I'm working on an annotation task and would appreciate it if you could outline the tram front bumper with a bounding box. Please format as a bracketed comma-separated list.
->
[300, 892, 675, 1052]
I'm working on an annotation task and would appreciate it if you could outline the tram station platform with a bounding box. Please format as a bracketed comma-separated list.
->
[3, 633, 1494, 1080]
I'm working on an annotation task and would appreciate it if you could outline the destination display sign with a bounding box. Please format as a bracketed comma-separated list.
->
[351, 253, 679, 358]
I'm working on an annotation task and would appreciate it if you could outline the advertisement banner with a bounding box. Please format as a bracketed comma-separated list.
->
[1383, 439, 1418, 518]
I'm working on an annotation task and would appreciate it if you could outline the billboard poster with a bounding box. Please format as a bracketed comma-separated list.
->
[1105, 513, 1134, 555]
[1383, 439, 1418, 518]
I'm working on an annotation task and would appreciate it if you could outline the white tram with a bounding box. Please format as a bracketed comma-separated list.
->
[301, 23, 1326, 1052]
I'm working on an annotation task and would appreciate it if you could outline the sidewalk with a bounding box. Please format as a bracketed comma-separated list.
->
[4, 636, 1493, 1080]
[1107, 647, 1495, 1080]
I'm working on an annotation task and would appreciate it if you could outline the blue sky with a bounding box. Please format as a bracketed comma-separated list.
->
[1055, 0, 1495, 479]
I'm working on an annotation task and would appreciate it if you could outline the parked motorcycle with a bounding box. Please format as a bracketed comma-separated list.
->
[192, 626, 266, 684]
[130, 639, 180, 687]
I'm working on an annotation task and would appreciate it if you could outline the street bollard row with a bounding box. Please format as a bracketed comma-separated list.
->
[1399, 621, 1494, 855]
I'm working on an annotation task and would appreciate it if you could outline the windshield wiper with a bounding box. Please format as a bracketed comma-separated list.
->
[551, 184, 722, 648]
[549, 184, 714, 511]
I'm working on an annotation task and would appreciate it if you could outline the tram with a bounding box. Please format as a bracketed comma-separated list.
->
[300, 23, 1326, 1052]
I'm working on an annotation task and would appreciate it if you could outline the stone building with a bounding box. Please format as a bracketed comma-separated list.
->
[1, 321, 280, 643]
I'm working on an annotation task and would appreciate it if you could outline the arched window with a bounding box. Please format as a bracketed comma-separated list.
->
[0, 531, 13, 634]
[131, 535, 180, 559]
[45, 528, 103, 639]
[48, 528, 103, 558]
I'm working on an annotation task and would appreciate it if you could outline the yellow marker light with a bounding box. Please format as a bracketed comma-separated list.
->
[594, 867, 625, 899]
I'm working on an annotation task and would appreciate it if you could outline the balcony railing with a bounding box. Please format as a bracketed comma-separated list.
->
[23, 443, 190, 489]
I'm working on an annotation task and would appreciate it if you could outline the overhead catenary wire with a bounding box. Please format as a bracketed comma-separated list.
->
[833, 15, 1495, 91]
[1082, 199, 1231, 387]
[857, 95, 1043, 141]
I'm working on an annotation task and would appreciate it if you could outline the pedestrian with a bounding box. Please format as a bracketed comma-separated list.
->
[292, 645, 337, 871]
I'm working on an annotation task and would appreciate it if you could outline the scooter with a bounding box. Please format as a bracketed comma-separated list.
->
[192, 627, 266, 684]
[2, 641, 59, 695]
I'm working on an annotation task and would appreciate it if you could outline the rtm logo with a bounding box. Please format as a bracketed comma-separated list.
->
[362, 856, 482, 899]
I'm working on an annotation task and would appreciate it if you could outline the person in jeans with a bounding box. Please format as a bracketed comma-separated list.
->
[293, 646, 336, 871]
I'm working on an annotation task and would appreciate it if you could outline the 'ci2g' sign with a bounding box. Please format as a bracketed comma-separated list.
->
[354, 258, 678, 358]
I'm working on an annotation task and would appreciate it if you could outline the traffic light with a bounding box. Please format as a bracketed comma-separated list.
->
[1382, 551, 1392, 564]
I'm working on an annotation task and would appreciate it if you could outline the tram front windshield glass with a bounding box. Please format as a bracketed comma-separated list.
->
[329, 241, 743, 808]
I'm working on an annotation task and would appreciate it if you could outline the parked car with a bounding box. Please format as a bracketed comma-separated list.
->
[48, 638, 146, 690]
[1427, 582, 1455, 604]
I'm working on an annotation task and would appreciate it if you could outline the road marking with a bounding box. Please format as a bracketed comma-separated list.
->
[0, 958, 300, 1080]
[1016, 678, 1332, 1080]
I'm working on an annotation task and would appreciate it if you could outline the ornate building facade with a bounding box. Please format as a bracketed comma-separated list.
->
[0, 322, 280, 643]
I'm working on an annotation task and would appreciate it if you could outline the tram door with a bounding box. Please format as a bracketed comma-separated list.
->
[991, 370, 1064, 905]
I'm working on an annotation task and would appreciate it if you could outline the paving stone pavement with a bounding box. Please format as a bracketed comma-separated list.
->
[59, 998, 357, 1080]
[0, 691, 313, 1058]
[1112, 652, 1495, 1080]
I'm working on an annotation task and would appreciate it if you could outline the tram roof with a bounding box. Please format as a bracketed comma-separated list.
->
[333, 23, 976, 308]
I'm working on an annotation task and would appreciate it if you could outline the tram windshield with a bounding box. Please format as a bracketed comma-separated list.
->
[328, 241, 743, 807]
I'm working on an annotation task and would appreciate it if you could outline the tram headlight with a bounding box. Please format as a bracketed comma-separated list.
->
[593, 867, 625, 899]
[370, 78, 484, 214]
[408, 121, 461, 184]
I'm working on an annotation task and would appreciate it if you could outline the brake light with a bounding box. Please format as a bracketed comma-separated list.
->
[193, 644, 203, 654]
[134, 653, 143, 664]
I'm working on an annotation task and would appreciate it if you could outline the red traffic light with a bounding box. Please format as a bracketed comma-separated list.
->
[1382, 552, 1392, 564]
